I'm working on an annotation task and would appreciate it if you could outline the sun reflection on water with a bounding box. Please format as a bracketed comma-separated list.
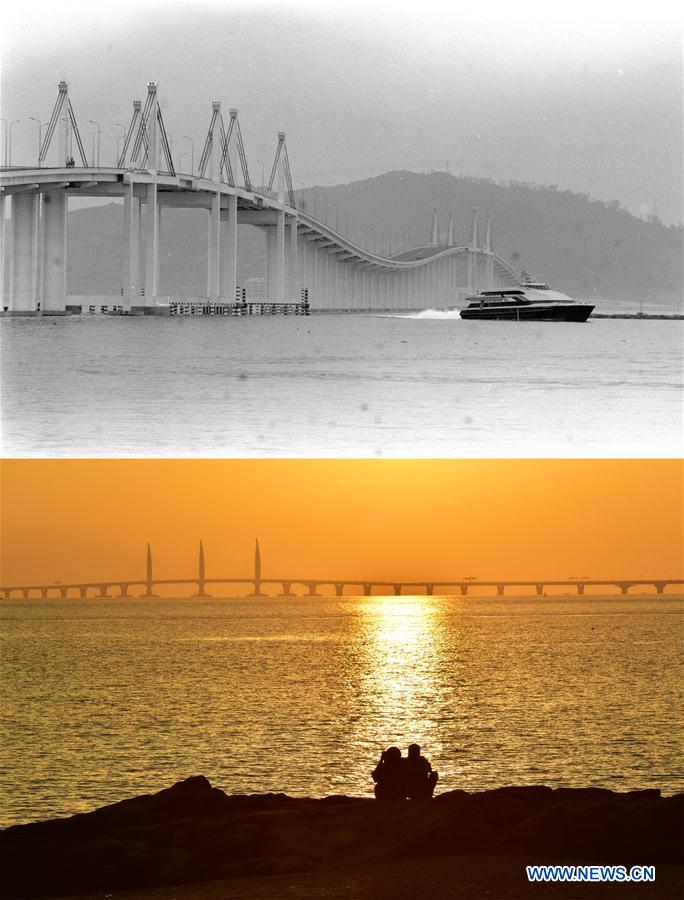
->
[356, 595, 447, 769]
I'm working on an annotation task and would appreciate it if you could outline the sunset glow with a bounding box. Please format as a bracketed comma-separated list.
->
[1, 459, 681, 585]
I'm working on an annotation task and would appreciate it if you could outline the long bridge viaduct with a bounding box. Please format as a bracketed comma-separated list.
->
[2, 541, 681, 600]
[0, 81, 521, 316]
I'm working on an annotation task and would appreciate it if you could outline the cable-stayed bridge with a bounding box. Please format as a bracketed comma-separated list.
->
[1, 540, 681, 599]
[0, 81, 521, 316]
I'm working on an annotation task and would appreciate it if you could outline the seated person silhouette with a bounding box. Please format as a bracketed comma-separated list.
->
[404, 743, 438, 799]
[371, 746, 406, 801]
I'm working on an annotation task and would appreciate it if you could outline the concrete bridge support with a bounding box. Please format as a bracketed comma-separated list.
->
[535, 584, 544, 596]
[459, 585, 468, 596]
[363, 583, 372, 596]
[118, 584, 133, 598]
[279, 582, 295, 597]
[207, 190, 221, 298]
[123, 182, 140, 307]
[334, 583, 345, 597]
[305, 582, 321, 597]
[98, 585, 109, 598]
[40, 588, 48, 599]
[0, 194, 5, 311]
[143, 184, 159, 301]
[426, 584, 434, 596]
[393, 584, 402, 596]
[41, 188, 67, 312]
[11, 193, 39, 312]
[497, 584, 505, 596]
[59, 587, 68, 598]
[220, 193, 238, 304]
[79, 586, 88, 598]
[655, 582, 666, 594]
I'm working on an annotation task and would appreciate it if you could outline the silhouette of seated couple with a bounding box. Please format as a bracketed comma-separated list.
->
[372, 743, 438, 800]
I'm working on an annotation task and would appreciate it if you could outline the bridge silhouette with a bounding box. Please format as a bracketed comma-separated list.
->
[0, 80, 521, 316]
[1, 540, 681, 600]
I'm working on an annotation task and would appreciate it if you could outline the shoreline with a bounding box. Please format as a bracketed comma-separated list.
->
[2, 776, 681, 899]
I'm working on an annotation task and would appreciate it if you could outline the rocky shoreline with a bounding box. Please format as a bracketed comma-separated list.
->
[1, 776, 682, 898]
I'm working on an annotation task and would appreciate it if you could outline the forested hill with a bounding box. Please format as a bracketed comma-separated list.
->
[66, 170, 682, 310]
[309, 171, 682, 309]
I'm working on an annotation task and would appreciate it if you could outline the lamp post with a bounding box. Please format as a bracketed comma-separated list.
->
[28, 117, 46, 167]
[8, 118, 21, 167]
[115, 123, 126, 166]
[183, 136, 194, 177]
[89, 120, 101, 167]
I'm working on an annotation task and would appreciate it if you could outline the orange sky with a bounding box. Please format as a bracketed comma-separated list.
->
[1, 459, 682, 585]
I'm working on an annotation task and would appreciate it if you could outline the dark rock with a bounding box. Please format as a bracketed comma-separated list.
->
[1, 778, 681, 898]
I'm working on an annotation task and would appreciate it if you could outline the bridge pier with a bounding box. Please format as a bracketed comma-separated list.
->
[117, 583, 132, 598]
[207, 190, 221, 298]
[41, 187, 67, 312]
[535, 584, 544, 596]
[0, 194, 5, 311]
[305, 582, 321, 598]
[40, 587, 48, 599]
[363, 583, 372, 596]
[496, 584, 505, 596]
[22, 588, 30, 599]
[220, 193, 238, 305]
[577, 583, 585, 596]
[425, 584, 434, 596]
[143, 184, 160, 302]
[98, 585, 109, 598]
[123, 182, 141, 307]
[619, 583, 631, 595]
[191, 579, 212, 599]
[459, 584, 468, 596]
[11, 192, 39, 312]
[393, 584, 402, 596]
[279, 581, 295, 597]
[79, 586, 88, 599]
[655, 582, 666, 594]
[334, 582, 345, 597]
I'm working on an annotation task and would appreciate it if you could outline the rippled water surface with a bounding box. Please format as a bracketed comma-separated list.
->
[1, 595, 682, 826]
[1, 316, 681, 456]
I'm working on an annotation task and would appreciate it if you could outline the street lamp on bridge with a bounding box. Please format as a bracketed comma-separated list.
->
[115, 123, 126, 165]
[3, 118, 22, 167]
[89, 120, 102, 167]
[255, 158, 265, 194]
[28, 117, 48, 168]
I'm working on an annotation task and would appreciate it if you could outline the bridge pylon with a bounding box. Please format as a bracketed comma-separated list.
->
[140, 542, 158, 598]
[192, 540, 212, 598]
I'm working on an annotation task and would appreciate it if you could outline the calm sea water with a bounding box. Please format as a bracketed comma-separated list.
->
[1, 594, 682, 826]
[1, 315, 682, 456]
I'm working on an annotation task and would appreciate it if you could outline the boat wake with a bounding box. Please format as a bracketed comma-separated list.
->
[379, 309, 462, 320]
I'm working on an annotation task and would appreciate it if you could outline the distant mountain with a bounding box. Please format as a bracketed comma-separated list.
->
[67, 171, 683, 310]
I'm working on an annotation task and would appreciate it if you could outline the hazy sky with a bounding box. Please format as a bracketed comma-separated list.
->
[1, 460, 682, 585]
[1, 1, 682, 223]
